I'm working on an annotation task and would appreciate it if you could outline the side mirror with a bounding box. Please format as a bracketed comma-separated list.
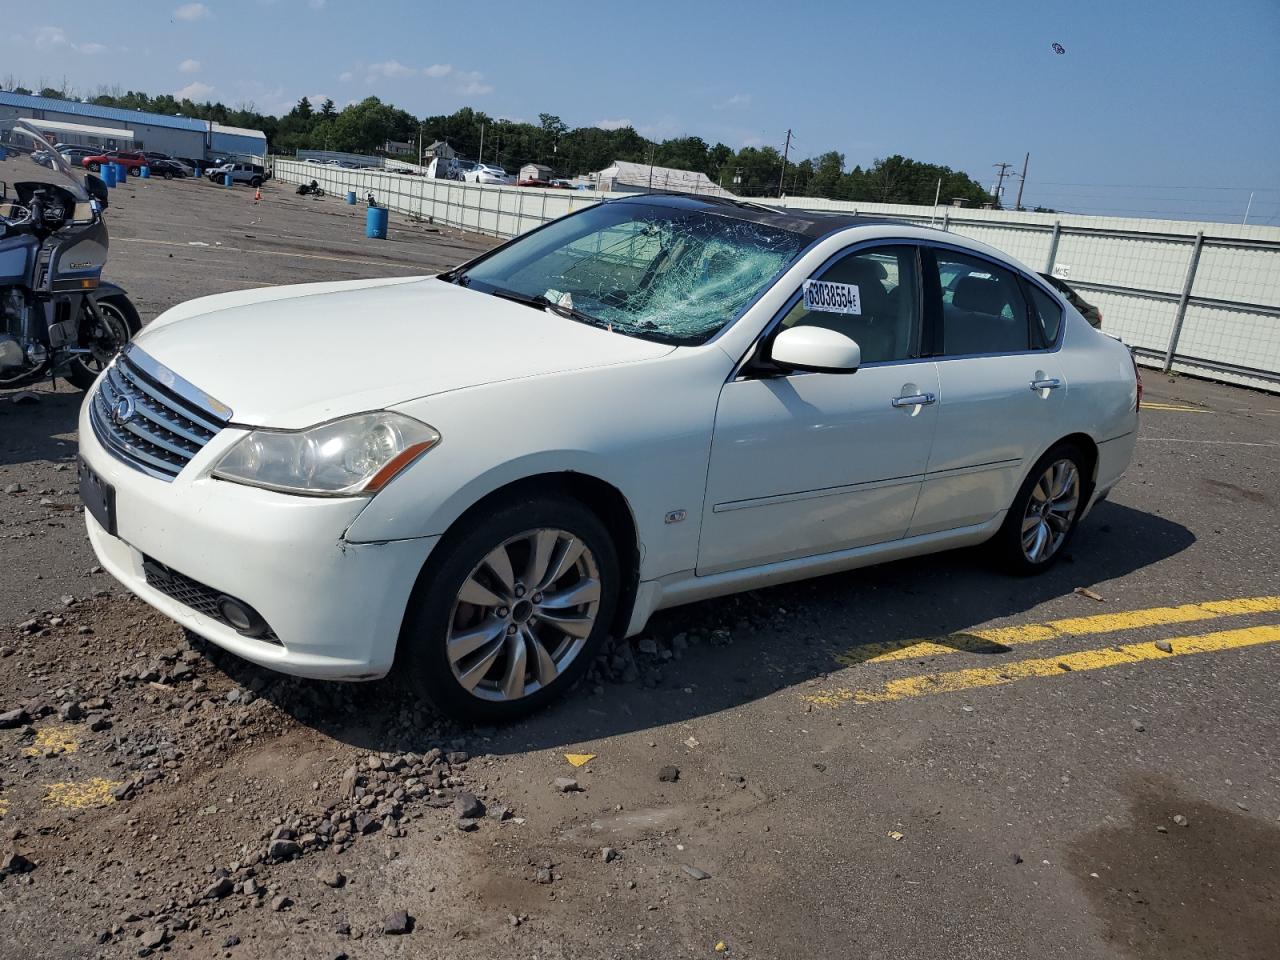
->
[84, 173, 108, 209]
[769, 325, 862, 374]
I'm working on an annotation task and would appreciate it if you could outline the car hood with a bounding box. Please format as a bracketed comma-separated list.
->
[133, 277, 675, 429]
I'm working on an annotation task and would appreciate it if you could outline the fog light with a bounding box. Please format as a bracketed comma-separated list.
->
[215, 595, 269, 638]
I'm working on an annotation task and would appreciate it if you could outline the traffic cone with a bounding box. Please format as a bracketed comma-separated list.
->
[254, 186, 262, 202]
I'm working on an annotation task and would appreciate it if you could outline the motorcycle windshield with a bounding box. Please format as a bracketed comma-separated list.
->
[0, 119, 94, 219]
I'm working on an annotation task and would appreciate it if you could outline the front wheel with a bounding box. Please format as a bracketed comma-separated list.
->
[128, 167, 140, 177]
[67, 295, 141, 390]
[88, 162, 100, 172]
[400, 496, 619, 722]
[249, 177, 262, 187]
[163, 171, 174, 180]
[992, 443, 1088, 575]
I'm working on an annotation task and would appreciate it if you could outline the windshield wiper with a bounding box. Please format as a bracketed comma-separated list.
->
[488, 287, 607, 330]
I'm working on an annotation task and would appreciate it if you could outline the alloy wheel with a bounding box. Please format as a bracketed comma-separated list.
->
[446, 528, 601, 702]
[1020, 459, 1080, 563]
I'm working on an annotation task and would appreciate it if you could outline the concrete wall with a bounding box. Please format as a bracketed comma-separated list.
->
[271, 158, 1280, 392]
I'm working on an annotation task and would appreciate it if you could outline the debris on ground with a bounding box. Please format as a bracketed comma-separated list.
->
[1073, 587, 1106, 602]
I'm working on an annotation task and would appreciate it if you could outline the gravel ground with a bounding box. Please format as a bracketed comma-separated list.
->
[1, 178, 1278, 959]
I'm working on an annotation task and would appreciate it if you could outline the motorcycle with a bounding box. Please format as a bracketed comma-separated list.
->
[296, 179, 325, 197]
[0, 120, 140, 391]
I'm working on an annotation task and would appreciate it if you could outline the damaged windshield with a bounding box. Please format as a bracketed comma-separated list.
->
[452, 200, 809, 345]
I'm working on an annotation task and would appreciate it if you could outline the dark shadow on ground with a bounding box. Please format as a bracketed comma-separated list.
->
[0, 385, 84, 469]
[196, 500, 1195, 757]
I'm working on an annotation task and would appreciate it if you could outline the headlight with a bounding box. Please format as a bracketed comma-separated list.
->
[212, 412, 440, 496]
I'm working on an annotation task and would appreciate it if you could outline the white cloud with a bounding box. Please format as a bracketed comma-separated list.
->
[179, 58, 201, 73]
[173, 3, 211, 21]
[714, 93, 751, 110]
[308, 0, 326, 7]
[31, 26, 69, 49]
[740, 135, 764, 148]
[454, 70, 492, 95]
[423, 63, 452, 78]
[638, 116, 681, 140]
[175, 81, 215, 100]
[29, 26, 106, 54]
[337, 70, 353, 82]
[366, 60, 416, 80]
[595, 118, 632, 131]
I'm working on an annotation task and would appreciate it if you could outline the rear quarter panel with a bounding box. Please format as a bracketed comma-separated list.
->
[1056, 310, 1139, 488]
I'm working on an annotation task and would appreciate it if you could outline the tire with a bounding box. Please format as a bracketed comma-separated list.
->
[163, 171, 174, 180]
[400, 495, 620, 722]
[88, 162, 100, 172]
[249, 177, 262, 188]
[128, 167, 140, 177]
[67, 295, 141, 390]
[992, 442, 1089, 575]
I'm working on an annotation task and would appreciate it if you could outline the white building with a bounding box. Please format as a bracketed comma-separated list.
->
[0, 91, 267, 163]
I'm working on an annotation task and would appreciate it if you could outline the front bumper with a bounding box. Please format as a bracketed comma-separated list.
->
[79, 399, 438, 680]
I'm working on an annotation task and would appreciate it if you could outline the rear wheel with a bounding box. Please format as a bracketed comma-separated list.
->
[993, 442, 1088, 575]
[88, 162, 100, 172]
[249, 176, 263, 187]
[163, 171, 174, 180]
[128, 167, 140, 177]
[400, 495, 619, 722]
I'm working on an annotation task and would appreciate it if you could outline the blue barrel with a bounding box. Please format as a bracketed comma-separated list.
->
[101, 164, 116, 187]
[139, 165, 150, 179]
[366, 206, 388, 239]
[346, 191, 356, 205]
[118, 163, 130, 183]
[223, 174, 233, 187]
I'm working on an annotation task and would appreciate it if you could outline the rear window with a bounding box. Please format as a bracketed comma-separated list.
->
[932, 251, 1030, 355]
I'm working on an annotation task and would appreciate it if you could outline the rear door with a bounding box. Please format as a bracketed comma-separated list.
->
[909, 246, 1068, 536]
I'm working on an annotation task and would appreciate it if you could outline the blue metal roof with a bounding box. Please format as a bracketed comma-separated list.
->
[0, 91, 210, 133]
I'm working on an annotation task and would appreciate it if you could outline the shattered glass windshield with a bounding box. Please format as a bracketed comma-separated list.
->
[453, 201, 809, 345]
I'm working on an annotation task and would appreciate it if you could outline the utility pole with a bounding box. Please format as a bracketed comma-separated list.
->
[478, 123, 484, 164]
[992, 161, 1014, 206]
[648, 142, 655, 193]
[417, 122, 423, 168]
[1014, 152, 1030, 210]
[778, 128, 792, 198]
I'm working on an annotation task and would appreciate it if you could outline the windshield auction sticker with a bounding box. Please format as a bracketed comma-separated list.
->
[802, 280, 861, 315]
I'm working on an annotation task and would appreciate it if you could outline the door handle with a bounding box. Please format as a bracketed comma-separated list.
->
[891, 392, 936, 408]
[1030, 378, 1062, 391]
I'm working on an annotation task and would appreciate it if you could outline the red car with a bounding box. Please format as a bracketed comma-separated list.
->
[81, 150, 147, 175]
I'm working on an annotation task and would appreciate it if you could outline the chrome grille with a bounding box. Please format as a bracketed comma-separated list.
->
[89, 347, 231, 480]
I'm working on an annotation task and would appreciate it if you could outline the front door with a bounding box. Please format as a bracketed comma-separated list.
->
[698, 244, 940, 575]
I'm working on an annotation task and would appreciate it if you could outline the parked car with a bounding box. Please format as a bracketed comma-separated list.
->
[207, 162, 267, 187]
[78, 194, 1139, 721]
[58, 146, 99, 166]
[1040, 273, 1102, 328]
[464, 163, 513, 185]
[148, 158, 193, 180]
[81, 150, 147, 174]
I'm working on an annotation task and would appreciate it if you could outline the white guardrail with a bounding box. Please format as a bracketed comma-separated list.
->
[272, 158, 1280, 393]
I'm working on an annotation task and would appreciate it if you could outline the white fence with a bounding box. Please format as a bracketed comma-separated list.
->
[272, 158, 1280, 393]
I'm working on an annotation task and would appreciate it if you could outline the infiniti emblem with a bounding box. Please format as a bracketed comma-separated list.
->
[112, 395, 136, 426]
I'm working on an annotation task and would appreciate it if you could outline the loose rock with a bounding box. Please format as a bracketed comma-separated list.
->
[658, 765, 680, 783]
[680, 864, 711, 881]
[553, 777, 582, 793]
[383, 910, 412, 935]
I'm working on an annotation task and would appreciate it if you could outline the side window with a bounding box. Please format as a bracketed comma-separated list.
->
[1027, 283, 1063, 347]
[779, 245, 920, 364]
[931, 251, 1030, 355]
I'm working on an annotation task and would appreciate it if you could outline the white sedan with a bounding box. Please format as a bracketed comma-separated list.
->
[463, 163, 513, 185]
[78, 195, 1139, 720]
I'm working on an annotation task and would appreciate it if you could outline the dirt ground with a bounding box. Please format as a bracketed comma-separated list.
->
[1, 177, 1278, 960]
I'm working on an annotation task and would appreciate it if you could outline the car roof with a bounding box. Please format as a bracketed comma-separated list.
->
[608, 192, 905, 240]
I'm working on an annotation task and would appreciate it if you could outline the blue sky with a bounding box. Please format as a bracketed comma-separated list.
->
[7, 0, 1279, 222]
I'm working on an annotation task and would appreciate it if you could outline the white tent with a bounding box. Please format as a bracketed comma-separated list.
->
[592, 160, 732, 197]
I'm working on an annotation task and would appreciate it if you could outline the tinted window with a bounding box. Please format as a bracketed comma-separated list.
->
[780, 245, 920, 364]
[933, 251, 1030, 355]
[1027, 283, 1063, 346]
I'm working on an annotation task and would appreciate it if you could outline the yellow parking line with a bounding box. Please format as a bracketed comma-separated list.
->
[1142, 402, 1210, 413]
[808, 624, 1280, 706]
[834, 596, 1280, 666]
